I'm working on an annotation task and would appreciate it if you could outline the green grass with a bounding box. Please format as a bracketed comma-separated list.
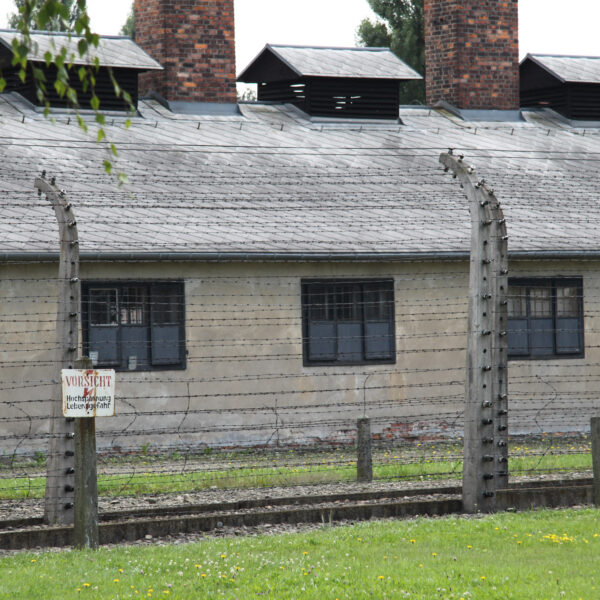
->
[0, 460, 458, 500]
[0, 439, 591, 500]
[1, 508, 599, 599]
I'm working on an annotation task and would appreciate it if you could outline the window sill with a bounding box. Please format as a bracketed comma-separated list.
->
[508, 353, 584, 361]
[303, 359, 396, 367]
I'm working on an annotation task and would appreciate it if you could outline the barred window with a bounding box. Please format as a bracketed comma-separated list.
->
[302, 279, 395, 365]
[507, 278, 583, 359]
[83, 281, 186, 371]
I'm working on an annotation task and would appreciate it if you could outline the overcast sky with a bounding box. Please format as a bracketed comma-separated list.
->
[0, 0, 598, 74]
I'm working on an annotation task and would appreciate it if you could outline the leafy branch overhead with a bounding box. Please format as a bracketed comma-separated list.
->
[5, 0, 133, 182]
[357, 0, 425, 104]
[8, 0, 83, 31]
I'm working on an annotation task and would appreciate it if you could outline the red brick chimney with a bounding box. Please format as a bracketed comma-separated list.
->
[424, 0, 519, 111]
[134, 0, 237, 104]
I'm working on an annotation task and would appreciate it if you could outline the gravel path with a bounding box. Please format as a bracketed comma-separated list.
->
[1, 472, 591, 523]
[0, 473, 591, 557]
[0, 479, 458, 522]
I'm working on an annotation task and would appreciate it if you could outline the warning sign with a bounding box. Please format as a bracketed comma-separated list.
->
[61, 369, 116, 417]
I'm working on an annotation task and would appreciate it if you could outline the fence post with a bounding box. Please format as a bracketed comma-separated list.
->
[357, 417, 373, 482]
[591, 417, 600, 506]
[440, 151, 509, 513]
[35, 174, 80, 525]
[74, 357, 99, 550]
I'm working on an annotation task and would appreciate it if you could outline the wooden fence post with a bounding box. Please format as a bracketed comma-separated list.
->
[73, 357, 99, 550]
[35, 174, 80, 525]
[357, 417, 373, 482]
[591, 417, 600, 506]
[440, 151, 509, 513]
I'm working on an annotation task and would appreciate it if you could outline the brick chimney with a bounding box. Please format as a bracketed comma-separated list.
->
[424, 0, 519, 111]
[134, 0, 237, 104]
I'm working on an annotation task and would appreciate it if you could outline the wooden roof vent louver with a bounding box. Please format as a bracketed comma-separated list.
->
[238, 45, 422, 121]
[520, 54, 600, 121]
[0, 30, 162, 111]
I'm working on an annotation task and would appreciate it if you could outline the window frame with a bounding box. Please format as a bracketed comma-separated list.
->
[81, 280, 186, 372]
[507, 277, 584, 360]
[301, 278, 396, 367]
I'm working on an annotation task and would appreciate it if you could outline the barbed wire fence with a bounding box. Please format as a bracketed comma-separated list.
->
[0, 149, 597, 531]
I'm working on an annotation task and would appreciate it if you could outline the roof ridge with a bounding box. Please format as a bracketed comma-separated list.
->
[528, 52, 600, 60]
[0, 28, 131, 41]
[268, 44, 390, 52]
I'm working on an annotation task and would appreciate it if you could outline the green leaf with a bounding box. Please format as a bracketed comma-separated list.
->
[56, 65, 68, 83]
[54, 79, 66, 97]
[36, 5, 50, 29]
[18, 68, 26, 84]
[90, 94, 100, 111]
[44, 51, 52, 67]
[78, 66, 86, 82]
[66, 87, 78, 105]
[77, 39, 88, 57]
[110, 143, 118, 157]
[32, 67, 46, 83]
[117, 172, 129, 186]
[125, 119, 132, 130]
[97, 129, 106, 143]
[0, 78, 5, 93]
[103, 160, 112, 174]
[55, 3, 69, 19]
[95, 113, 106, 125]
[77, 114, 88, 134]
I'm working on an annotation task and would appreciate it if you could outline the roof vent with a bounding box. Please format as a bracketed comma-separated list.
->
[520, 54, 600, 121]
[238, 44, 422, 120]
[0, 30, 162, 111]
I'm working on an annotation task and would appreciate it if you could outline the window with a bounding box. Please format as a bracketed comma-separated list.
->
[507, 278, 583, 359]
[82, 282, 186, 371]
[302, 279, 395, 365]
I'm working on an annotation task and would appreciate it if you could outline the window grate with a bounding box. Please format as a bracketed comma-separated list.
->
[302, 279, 395, 366]
[507, 278, 584, 359]
[82, 281, 186, 372]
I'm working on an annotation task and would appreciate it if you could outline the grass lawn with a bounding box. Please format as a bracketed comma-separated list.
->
[1, 508, 599, 599]
[0, 438, 591, 500]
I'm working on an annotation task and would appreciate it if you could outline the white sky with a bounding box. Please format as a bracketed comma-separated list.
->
[0, 0, 598, 73]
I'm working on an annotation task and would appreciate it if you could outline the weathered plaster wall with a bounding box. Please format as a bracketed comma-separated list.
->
[1, 258, 596, 455]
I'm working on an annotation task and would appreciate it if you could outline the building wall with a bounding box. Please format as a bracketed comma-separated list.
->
[0, 258, 597, 455]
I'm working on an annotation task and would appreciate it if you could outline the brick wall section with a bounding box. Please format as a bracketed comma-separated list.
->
[135, 0, 237, 103]
[424, 0, 519, 110]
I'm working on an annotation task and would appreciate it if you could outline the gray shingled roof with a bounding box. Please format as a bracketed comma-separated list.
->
[240, 44, 422, 81]
[0, 94, 599, 260]
[0, 30, 163, 71]
[524, 54, 600, 84]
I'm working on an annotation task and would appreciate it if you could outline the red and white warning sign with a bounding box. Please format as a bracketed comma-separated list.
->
[61, 369, 116, 417]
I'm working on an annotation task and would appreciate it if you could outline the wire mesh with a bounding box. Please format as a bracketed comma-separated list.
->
[0, 260, 595, 512]
[1, 125, 598, 518]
